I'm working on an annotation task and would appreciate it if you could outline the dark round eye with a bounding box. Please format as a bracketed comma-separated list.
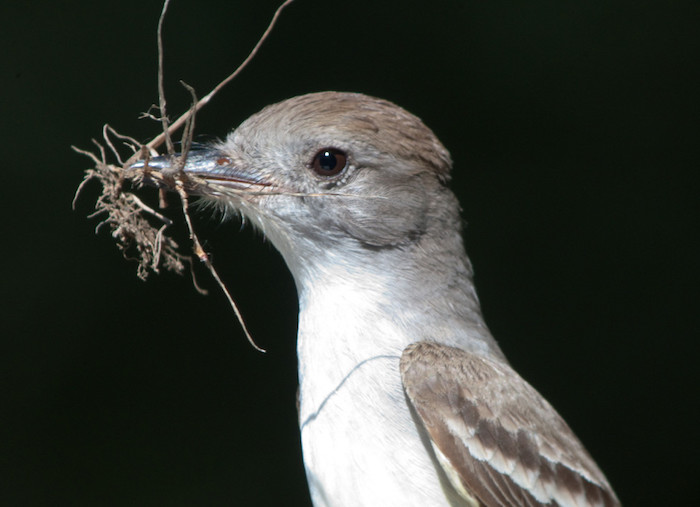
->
[311, 148, 347, 177]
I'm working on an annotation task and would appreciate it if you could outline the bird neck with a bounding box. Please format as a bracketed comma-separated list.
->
[292, 224, 504, 411]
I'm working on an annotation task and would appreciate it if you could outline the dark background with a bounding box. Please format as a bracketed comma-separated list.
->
[2, 0, 698, 505]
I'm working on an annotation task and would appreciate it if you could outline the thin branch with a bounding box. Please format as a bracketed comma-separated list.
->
[182, 256, 208, 295]
[102, 124, 124, 165]
[127, 193, 173, 226]
[175, 179, 265, 352]
[71, 145, 102, 166]
[72, 168, 97, 209]
[157, 0, 175, 154]
[179, 81, 198, 160]
[91, 138, 107, 164]
[146, 0, 295, 151]
[105, 125, 146, 155]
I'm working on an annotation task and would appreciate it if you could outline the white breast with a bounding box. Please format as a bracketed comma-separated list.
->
[295, 268, 457, 507]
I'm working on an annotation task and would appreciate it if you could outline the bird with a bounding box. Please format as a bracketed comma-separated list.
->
[135, 92, 620, 506]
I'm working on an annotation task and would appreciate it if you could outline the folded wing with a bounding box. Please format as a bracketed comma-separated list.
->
[400, 341, 620, 506]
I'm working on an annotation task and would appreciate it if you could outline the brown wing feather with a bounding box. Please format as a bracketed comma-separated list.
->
[400, 341, 620, 507]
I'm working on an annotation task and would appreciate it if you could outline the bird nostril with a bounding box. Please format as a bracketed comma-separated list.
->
[216, 157, 232, 166]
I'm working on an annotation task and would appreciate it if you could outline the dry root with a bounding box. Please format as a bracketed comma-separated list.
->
[72, 128, 191, 283]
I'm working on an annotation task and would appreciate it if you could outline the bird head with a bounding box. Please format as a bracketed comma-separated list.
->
[135, 92, 462, 284]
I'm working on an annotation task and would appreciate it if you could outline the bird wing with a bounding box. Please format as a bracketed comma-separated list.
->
[399, 341, 619, 506]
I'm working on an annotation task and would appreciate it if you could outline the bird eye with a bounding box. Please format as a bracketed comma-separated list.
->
[311, 148, 347, 177]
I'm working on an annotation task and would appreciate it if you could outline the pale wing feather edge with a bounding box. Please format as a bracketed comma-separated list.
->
[400, 341, 620, 507]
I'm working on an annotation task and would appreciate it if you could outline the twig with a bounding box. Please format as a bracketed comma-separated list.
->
[156, 0, 175, 155]
[179, 81, 198, 160]
[128, 193, 173, 226]
[175, 179, 265, 352]
[105, 125, 145, 155]
[102, 125, 124, 165]
[145, 0, 295, 152]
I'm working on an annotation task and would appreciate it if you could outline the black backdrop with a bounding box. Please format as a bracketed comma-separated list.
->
[3, 0, 698, 505]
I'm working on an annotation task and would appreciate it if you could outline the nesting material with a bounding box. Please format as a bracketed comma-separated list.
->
[71, 0, 295, 351]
